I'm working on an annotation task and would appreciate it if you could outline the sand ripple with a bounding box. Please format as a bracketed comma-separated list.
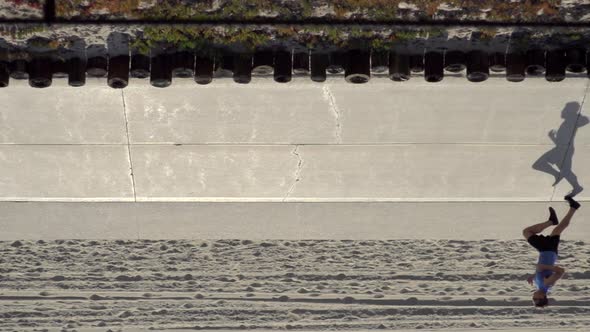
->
[1, 239, 590, 331]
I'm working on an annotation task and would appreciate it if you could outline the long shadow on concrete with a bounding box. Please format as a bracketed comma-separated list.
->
[533, 101, 589, 197]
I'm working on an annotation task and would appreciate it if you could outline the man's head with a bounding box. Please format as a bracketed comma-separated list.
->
[532, 289, 549, 307]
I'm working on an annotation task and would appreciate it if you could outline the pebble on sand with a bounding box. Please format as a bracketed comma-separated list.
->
[10, 240, 23, 247]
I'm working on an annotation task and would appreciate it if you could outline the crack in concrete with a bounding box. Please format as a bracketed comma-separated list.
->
[121, 90, 137, 204]
[283, 145, 304, 202]
[323, 85, 343, 144]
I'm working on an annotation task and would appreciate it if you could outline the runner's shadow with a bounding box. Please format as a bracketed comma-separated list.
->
[532, 101, 589, 197]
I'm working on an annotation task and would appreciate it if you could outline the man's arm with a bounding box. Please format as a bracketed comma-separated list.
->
[577, 115, 589, 128]
[548, 129, 558, 143]
[527, 274, 534, 285]
[536, 265, 565, 286]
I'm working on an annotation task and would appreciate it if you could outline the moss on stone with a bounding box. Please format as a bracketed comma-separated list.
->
[0, 25, 47, 40]
[225, 26, 271, 50]
[301, 0, 313, 17]
[473, 28, 499, 41]
[394, 30, 421, 41]
[129, 25, 272, 55]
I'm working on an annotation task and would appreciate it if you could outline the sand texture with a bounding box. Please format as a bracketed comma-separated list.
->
[1, 239, 590, 331]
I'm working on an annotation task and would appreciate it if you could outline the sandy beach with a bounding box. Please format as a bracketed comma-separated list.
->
[1, 239, 590, 331]
[2, 3, 590, 332]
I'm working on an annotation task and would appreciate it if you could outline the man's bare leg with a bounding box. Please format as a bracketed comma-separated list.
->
[549, 196, 581, 236]
[523, 221, 554, 239]
[550, 208, 576, 237]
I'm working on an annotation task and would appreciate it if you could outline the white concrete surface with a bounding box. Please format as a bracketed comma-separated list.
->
[120, 76, 589, 145]
[328, 79, 587, 145]
[0, 86, 127, 144]
[0, 145, 134, 201]
[0, 76, 589, 202]
[1, 202, 587, 240]
[123, 84, 336, 144]
[131, 145, 298, 200]
[129, 144, 560, 201]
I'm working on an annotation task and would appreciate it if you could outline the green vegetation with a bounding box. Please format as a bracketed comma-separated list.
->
[225, 27, 270, 50]
[129, 25, 271, 55]
[473, 28, 499, 41]
[394, 30, 421, 41]
[125, 24, 436, 54]
[131, 26, 219, 54]
[301, 0, 313, 17]
[0, 25, 46, 39]
[369, 37, 400, 52]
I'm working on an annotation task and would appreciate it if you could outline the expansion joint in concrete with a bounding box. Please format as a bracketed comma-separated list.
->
[283, 145, 304, 202]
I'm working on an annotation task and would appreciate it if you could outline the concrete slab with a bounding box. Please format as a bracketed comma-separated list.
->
[123, 84, 335, 144]
[131, 144, 557, 201]
[0, 145, 134, 201]
[294, 145, 561, 201]
[0, 202, 139, 239]
[0, 77, 587, 202]
[330, 79, 587, 144]
[121, 77, 589, 145]
[130, 145, 297, 201]
[0, 202, 587, 240]
[0, 85, 127, 144]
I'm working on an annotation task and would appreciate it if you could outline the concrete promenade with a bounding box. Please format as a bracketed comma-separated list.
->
[1, 76, 589, 239]
[1, 201, 589, 240]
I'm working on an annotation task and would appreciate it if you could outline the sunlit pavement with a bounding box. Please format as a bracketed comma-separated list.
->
[1, 75, 589, 239]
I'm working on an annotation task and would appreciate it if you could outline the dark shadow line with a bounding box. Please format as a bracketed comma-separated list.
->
[43, 0, 55, 23]
[4, 17, 590, 28]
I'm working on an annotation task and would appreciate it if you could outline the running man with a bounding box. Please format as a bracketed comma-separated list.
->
[522, 195, 581, 307]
